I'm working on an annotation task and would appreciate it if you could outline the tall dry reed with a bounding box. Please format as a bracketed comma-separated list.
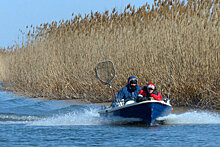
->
[0, 49, 8, 82]
[0, 0, 219, 109]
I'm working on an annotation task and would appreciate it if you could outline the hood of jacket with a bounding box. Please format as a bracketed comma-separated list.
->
[127, 76, 137, 84]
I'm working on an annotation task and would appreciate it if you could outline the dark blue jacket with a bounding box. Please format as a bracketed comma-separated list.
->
[116, 76, 141, 102]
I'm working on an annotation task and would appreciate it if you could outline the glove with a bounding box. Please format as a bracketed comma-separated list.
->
[136, 96, 147, 102]
[136, 94, 143, 102]
[148, 97, 154, 100]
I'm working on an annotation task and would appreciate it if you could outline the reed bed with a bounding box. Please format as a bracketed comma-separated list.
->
[0, 0, 219, 109]
[0, 50, 7, 82]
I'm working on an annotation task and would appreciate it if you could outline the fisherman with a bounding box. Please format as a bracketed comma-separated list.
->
[115, 76, 142, 104]
[136, 83, 162, 102]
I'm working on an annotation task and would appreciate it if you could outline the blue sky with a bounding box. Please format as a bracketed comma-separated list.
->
[0, 0, 153, 48]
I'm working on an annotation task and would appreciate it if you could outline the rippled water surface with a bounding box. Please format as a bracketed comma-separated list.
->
[0, 90, 219, 146]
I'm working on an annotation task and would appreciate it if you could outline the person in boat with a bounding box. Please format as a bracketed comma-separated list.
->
[136, 83, 162, 102]
[115, 76, 141, 104]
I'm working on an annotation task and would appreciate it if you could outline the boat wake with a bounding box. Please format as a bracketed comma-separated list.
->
[2, 107, 219, 126]
[28, 107, 101, 126]
[28, 106, 142, 126]
[0, 114, 40, 125]
[157, 110, 220, 125]
[1, 89, 219, 126]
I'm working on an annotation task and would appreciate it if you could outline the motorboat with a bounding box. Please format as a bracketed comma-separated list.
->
[99, 99, 172, 125]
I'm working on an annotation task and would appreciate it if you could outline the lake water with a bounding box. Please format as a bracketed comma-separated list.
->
[0, 90, 219, 147]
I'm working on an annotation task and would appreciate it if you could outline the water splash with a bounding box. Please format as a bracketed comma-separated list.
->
[28, 106, 142, 126]
[28, 107, 104, 126]
[158, 110, 220, 125]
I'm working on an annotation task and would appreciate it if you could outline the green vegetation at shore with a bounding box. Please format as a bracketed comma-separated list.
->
[0, 0, 219, 109]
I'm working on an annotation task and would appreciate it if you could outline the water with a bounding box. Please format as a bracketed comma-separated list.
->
[0, 90, 220, 147]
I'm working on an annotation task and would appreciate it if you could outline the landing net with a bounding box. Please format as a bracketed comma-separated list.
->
[95, 60, 116, 85]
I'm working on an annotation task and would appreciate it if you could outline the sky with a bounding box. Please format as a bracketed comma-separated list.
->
[0, 0, 153, 48]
